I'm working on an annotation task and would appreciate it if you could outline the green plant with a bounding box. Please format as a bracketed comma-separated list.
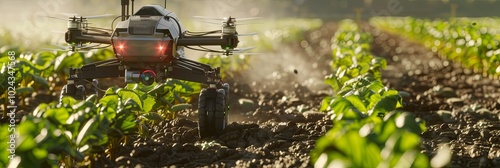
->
[313, 20, 430, 167]
[0, 48, 117, 112]
[372, 17, 500, 78]
[0, 78, 198, 167]
[0, 27, 200, 166]
[312, 111, 428, 168]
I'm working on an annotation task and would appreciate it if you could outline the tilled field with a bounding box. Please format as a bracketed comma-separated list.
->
[368, 25, 500, 167]
[8, 21, 499, 167]
[93, 23, 338, 167]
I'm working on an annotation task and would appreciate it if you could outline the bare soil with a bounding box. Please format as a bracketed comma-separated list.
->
[368, 25, 500, 167]
[95, 23, 339, 167]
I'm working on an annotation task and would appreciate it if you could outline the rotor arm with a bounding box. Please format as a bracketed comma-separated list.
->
[176, 35, 239, 49]
[166, 57, 221, 84]
[65, 29, 112, 45]
[67, 59, 123, 81]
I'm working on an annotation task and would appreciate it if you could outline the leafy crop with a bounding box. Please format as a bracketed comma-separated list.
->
[0, 80, 197, 167]
[0, 39, 199, 167]
[372, 17, 500, 78]
[312, 20, 430, 167]
[0, 48, 115, 114]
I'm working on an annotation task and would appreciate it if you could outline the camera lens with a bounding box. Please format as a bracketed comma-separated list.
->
[140, 70, 156, 85]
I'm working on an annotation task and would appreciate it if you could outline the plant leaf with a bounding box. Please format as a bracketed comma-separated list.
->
[141, 112, 163, 122]
[170, 104, 191, 112]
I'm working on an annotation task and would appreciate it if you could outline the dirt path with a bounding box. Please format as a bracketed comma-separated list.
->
[368, 25, 500, 167]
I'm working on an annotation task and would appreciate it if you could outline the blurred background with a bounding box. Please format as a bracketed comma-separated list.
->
[2, 0, 500, 48]
[1, 1, 499, 168]
[1, 0, 499, 91]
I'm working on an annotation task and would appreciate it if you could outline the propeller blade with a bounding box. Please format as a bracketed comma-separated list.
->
[79, 44, 103, 49]
[194, 20, 221, 25]
[51, 30, 67, 34]
[207, 52, 261, 56]
[234, 22, 262, 25]
[193, 16, 261, 22]
[58, 12, 79, 17]
[52, 43, 101, 50]
[37, 15, 67, 21]
[237, 32, 258, 36]
[51, 43, 69, 50]
[195, 21, 259, 26]
[231, 47, 254, 53]
[236, 17, 262, 21]
[86, 14, 114, 19]
[40, 48, 91, 53]
[236, 53, 262, 55]
[40, 48, 64, 52]
[193, 16, 225, 21]
[58, 13, 113, 19]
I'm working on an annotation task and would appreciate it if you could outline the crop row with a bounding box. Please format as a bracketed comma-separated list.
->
[0, 49, 116, 113]
[311, 20, 433, 167]
[0, 79, 197, 167]
[372, 17, 500, 78]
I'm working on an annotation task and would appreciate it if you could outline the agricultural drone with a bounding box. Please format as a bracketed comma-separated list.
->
[54, 0, 254, 138]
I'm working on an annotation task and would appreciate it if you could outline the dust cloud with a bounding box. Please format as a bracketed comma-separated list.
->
[0, 0, 327, 91]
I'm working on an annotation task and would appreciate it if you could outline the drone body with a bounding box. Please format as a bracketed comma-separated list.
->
[60, 1, 247, 138]
[113, 5, 184, 62]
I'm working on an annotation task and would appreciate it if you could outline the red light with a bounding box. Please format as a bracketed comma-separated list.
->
[158, 45, 164, 51]
[119, 45, 124, 50]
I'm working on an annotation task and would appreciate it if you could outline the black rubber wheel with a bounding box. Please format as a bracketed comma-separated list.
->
[198, 87, 228, 138]
[214, 89, 226, 135]
[198, 88, 209, 138]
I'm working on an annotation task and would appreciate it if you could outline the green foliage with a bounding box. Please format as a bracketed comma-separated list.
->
[0, 79, 198, 167]
[313, 112, 428, 168]
[372, 17, 500, 78]
[328, 20, 386, 92]
[0, 48, 116, 113]
[314, 20, 429, 167]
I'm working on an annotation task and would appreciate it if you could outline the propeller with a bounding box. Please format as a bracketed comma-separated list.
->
[193, 16, 261, 22]
[51, 30, 67, 34]
[38, 13, 112, 21]
[195, 20, 261, 26]
[43, 43, 106, 52]
[237, 32, 258, 37]
[230, 47, 254, 53]
[185, 45, 256, 56]
[58, 13, 114, 19]
[38, 15, 67, 21]
[40, 48, 93, 54]
[220, 47, 255, 56]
